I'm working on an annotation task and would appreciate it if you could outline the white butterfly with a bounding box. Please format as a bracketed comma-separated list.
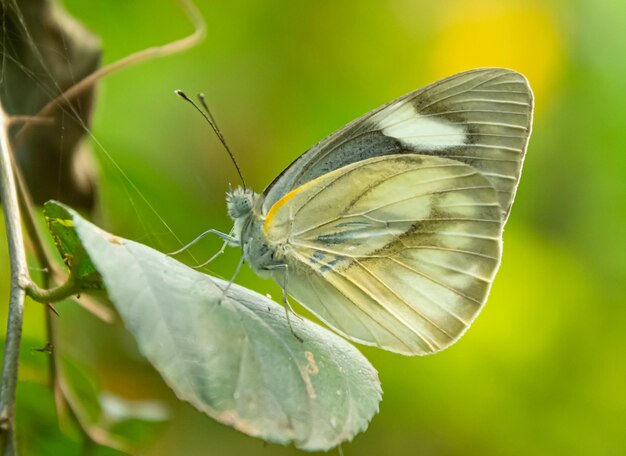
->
[219, 68, 533, 355]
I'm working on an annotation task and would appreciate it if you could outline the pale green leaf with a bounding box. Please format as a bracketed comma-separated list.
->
[47, 202, 381, 451]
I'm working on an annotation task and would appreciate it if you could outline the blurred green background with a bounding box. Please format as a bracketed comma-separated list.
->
[3, 0, 626, 454]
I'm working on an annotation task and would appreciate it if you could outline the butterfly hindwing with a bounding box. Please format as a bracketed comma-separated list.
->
[263, 68, 533, 221]
[263, 154, 503, 355]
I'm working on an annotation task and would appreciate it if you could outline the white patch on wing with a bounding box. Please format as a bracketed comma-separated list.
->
[378, 103, 466, 150]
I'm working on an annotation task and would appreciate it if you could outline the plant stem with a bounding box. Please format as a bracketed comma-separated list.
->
[0, 102, 28, 454]
[11, 135, 100, 452]
[13, 0, 206, 146]
[25, 278, 81, 303]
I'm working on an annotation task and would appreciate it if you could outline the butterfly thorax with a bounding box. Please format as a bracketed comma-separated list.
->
[226, 186, 285, 276]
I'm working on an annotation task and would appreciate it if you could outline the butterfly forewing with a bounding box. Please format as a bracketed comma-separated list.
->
[263, 155, 503, 355]
[263, 68, 532, 221]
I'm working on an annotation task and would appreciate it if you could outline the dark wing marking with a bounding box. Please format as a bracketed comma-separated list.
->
[263, 68, 533, 221]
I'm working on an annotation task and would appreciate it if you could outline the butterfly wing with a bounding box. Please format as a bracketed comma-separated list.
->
[263, 154, 503, 355]
[263, 68, 533, 221]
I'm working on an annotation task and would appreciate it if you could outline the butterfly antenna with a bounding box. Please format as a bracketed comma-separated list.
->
[175, 90, 247, 189]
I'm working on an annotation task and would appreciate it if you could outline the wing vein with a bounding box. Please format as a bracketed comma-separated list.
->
[291, 251, 419, 351]
[333, 262, 440, 350]
[289, 164, 479, 221]
[415, 72, 517, 112]
[353, 259, 469, 333]
[390, 258, 482, 305]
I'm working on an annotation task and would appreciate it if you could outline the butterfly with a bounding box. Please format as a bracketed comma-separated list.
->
[220, 68, 533, 356]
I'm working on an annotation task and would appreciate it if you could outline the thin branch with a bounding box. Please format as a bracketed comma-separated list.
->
[0, 3, 205, 453]
[34, 270, 68, 439]
[13, 0, 206, 146]
[25, 278, 81, 303]
[0, 100, 28, 455]
[57, 373, 130, 453]
[11, 123, 113, 452]
[12, 157, 115, 323]
[7, 116, 53, 127]
[11, 159, 62, 279]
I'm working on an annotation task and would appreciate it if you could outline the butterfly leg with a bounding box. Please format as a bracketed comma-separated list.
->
[264, 263, 303, 343]
[168, 228, 237, 268]
[217, 254, 245, 305]
[192, 239, 229, 269]
[168, 228, 237, 255]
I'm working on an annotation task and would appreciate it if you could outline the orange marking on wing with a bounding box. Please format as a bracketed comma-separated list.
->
[264, 186, 302, 234]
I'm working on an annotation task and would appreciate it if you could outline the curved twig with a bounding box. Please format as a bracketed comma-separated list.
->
[14, 0, 206, 145]
[0, 3, 206, 452]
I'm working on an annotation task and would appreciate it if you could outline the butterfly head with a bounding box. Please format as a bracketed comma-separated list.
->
[226, 186, 259, 220]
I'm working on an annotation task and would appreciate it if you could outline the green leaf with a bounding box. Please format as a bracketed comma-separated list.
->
[13, 339, 126, 456]
[58, 355, 169, 452]
[45, 201, 382, 451]
[43, 201, 103, 291]
[16, 380, 82, 456]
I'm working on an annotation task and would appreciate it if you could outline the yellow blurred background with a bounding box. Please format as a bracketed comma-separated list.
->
[4, 0, 626, 454]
